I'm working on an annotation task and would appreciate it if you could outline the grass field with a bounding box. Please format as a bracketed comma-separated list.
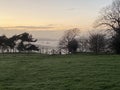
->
[0, 54, 120, 90]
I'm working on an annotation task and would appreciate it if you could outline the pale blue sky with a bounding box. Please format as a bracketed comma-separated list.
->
[0, 0, 113, 30]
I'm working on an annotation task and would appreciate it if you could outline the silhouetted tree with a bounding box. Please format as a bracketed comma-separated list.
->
[95, 0, 120, 32]
[17, 42, 25, 52]
[18, 32, 37, 42]
[5, 35, 19, 53]
[68, 39, 78, 53]
[112, 34, 120, 53]
[89, 33, 106, 54]
[17, 32, 38, 52]
[0, 33, 39, 53]
[95, 0, 120, 54]
[59, 28, 80, 54]
[0, 35, 8, 53]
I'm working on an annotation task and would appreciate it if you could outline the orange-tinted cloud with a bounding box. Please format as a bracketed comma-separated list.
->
[0, 25, 55, 31]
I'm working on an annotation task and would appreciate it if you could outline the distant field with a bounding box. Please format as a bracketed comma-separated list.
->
[0, 54, 120, 90]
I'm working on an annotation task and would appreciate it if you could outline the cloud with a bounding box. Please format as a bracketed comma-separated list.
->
[0, 25, 55, 30]
[66, 8, 79, 11]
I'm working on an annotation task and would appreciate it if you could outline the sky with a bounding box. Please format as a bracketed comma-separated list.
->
[0, 0, 113, 31]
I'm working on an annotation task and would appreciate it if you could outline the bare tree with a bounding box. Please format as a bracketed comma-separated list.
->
[89, 33, 106, 54]
[59, 28, 80, 54]
[95, 0, 120, 54]
[95, 0, 120, 33]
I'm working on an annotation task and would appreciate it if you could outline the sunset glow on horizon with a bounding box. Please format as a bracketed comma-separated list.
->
[0, 0, 113, 31]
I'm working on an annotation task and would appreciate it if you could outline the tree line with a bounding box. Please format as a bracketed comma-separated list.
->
[0, 32, 39, 53]
[59, 0, 120, 54]
[0, 0, 120, 55]
[58, 28, 107, 54]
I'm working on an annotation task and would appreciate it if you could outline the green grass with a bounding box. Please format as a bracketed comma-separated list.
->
[0, 54, 120, 90]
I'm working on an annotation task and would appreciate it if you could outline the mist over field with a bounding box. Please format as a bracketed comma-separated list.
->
[0, 29, 64, 47]
[0, 29, 90, 47]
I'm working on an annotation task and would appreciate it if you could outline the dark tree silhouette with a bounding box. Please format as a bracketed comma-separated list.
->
[95, 0, 120, 54]
[59, 28, 80, 54]
[18, 32, 37, 42]
[112, 34, 120, 53]
[5, 35, 19, 53]
[89, 33, 106, 54]
[0, 32, 39, 53]
[17, 42, 25, 52]
[0, 35, 8, 53]
[95, 0, 120, 32]
[17, 32, 38, 52]
[68, 39, 78, 53]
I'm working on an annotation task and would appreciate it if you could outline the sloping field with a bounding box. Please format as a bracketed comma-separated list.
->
[0, 54, 120, 90]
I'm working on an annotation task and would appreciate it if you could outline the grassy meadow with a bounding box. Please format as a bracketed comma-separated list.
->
[0, 54, 120, 90]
